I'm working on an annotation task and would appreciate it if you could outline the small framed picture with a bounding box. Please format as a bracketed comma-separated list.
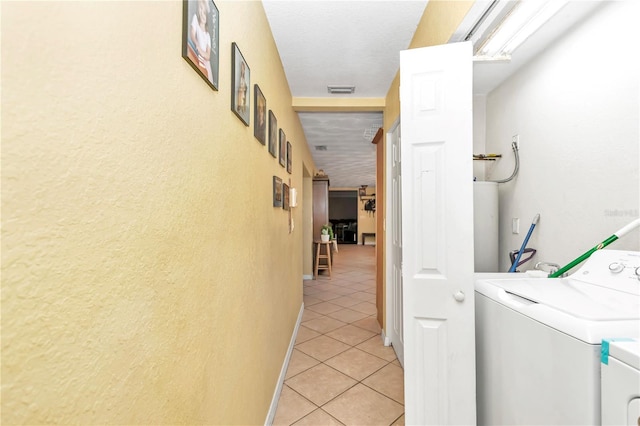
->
[254, 85, 266, 145]
[268, 111, 277, 158]
[279, 129, 286, 167]
[182, 0, 219, 90]
[273, 176, 282, 207]
[282, 183, 290, 211]
[231, 42, 250, 125]
[286, 141, 292, 174]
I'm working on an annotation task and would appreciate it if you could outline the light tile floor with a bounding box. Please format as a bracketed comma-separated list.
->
[273, 244, 405, 426]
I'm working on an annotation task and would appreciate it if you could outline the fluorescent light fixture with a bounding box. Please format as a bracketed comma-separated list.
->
[327, 85, 355, 94]
[476, 0, 567, 57]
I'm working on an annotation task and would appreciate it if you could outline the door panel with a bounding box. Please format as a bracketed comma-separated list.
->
[400, 42, 474, 425]
[387, 122, 404, 365]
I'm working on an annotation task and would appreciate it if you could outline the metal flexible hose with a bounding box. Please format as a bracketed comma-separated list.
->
[490, 141, 519, 183]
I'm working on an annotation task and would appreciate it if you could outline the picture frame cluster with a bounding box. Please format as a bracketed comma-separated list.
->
[181, 0, 294, 211]
[273, 176, 290, 211]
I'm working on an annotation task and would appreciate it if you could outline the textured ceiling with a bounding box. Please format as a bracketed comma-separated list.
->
[263, 0, 427, 188]
[298, 110, 381, 188]
[263, 1, 428, 98]
[298, 111, 381, 188]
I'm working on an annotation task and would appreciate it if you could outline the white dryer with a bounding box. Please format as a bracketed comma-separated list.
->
[475, 250, 640, 425]
[601, 338, 640, 426]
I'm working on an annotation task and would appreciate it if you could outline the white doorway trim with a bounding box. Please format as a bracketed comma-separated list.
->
[384, 118, 403, 363]
[302, 165, 313, 280]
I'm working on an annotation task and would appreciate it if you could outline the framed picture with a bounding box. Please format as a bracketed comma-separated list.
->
[231, 42, 250, 125]
[268, 111, 277, 158]
[273, 176, 282, 207]
[286, 141, 292, 174]
[254, 85, 266, 145]
[279, 129, 286, 167]
[282, 183, 290, 211]
[182, 0, 219, 90]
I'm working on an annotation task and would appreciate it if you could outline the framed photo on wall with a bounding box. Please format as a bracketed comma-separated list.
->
[279, 129, 286, 167]
[286, 141, 292, 174]
[282, 183, 290, 211]
[268, 111, 277, 158]
[273, 176, 282, 207]
[182, 0, 219, 90]
[254, 85, 266, 145]
[231, 42, 250, 125]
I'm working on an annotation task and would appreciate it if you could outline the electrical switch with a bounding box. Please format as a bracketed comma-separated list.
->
[512, 218, 520, 234]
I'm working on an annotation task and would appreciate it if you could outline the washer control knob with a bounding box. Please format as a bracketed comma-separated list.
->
[635, 267, 640, 280]
[609, 262, 625, 273]
[453, 291, 465, 302]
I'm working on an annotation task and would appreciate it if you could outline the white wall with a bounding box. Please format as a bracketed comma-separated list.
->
[473, 94, 488, 181]
[483, 1, 639, 272]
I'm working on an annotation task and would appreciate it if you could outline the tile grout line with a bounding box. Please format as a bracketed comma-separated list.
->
[289, 309, 403, 412]
[276, 245, 402, 426]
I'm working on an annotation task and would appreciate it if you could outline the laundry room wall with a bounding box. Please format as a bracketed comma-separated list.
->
[483, 1, 640, 272]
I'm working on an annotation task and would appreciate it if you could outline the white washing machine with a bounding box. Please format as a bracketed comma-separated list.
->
[475, 250, 640, 425]
[601, 338, 640, 426]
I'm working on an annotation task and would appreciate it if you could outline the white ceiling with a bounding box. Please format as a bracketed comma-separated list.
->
[298, 111, 381, 188]
[262, 0, 603, 188]
[263, 0, 428, 99]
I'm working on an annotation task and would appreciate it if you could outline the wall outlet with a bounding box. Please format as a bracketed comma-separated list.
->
[512, 218, 520, 234]
[512, 134, 520, 149]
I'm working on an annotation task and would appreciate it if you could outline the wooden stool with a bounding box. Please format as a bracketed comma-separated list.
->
[314, 241, 332, 279]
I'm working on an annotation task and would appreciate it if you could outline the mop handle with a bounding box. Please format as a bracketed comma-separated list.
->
[509, 214, 540, 272]
[548, 218, 640, 278]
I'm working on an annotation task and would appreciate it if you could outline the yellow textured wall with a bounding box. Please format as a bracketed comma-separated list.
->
[379, 0, 474, 330]
[1, 1, 314, 424]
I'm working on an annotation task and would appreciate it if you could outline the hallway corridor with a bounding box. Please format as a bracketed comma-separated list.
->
[273, 244, 404, 425]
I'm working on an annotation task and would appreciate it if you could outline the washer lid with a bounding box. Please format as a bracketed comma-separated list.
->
[478, 278, 639, 321]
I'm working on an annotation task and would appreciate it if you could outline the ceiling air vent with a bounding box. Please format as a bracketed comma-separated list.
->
[327, 85, 355, 94]
[315, 145, 328, 151]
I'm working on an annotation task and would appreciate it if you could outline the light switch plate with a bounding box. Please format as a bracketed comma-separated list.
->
[512, 218, 520, 234]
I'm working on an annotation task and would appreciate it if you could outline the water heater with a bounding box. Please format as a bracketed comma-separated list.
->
[473, 181, 499, 272]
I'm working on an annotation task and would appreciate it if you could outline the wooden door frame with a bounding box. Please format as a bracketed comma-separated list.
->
[372, 127, 384, 329]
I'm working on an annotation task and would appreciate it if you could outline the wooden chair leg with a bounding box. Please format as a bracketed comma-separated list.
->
[326, 243, 332, 278]
[314, 242, 320, 279]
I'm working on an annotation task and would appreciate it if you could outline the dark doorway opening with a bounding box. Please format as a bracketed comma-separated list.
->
[329, 190, 358, 244]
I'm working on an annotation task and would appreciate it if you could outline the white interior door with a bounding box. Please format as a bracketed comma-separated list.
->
[400, 42, 475, 425]
[386, 121, 404, 366]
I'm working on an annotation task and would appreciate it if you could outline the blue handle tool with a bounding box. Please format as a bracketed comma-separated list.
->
[509, 214, 540, 272]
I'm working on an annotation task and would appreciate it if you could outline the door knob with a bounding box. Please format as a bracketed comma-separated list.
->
[453, 291, 465, 302]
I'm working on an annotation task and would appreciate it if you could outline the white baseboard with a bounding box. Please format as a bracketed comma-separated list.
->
[381, 329, 391, 347]
[302, 274, 313, 280]
[264, 302, 304, 426]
